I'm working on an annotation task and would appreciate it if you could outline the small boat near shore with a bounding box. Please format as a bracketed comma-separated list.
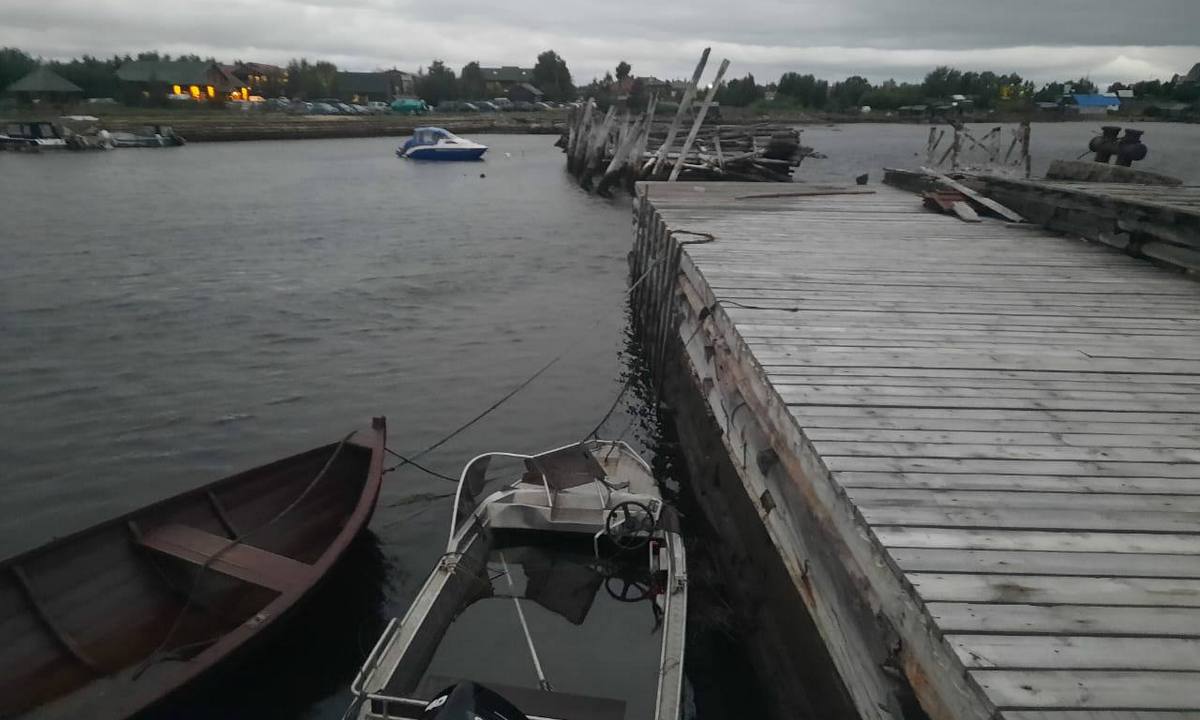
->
[109, 125, 186, 148]
[397, 127, 487, 160]
[0, 121, 71, 151]
[349, 439, 687, 720]
[0, 418, 387, 720]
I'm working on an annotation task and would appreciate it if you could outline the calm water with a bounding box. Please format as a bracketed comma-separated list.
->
[2, 123, 1197, 718]
[1, 134, 765, 719]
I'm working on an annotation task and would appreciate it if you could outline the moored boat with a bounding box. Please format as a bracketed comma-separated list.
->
[0, 418, 387, 719]
[0, 121, 70, 151]
[110, 125, 186, 148]
[349, 439, 687, 720]
[397, 127, 487, 160]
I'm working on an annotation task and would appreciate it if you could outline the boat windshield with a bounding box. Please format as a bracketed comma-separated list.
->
[449, 443, 608, 545]
[413, 128, 457, 145]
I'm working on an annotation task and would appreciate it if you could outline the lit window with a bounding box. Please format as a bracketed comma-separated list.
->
[189, 85, 200, 99]
[206, 86, 215, 98]
[173, 84, 181, 95]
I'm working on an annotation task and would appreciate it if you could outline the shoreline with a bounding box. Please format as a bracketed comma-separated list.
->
[3, 108, 1192, 144]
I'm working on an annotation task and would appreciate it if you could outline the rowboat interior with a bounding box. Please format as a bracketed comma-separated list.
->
[0, 425, 384, 720]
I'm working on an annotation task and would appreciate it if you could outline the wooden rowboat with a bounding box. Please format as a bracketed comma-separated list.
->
[0, 417, 387, 719]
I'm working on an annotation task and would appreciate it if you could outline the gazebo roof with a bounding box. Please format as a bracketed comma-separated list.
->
[6, 66, 83, 94]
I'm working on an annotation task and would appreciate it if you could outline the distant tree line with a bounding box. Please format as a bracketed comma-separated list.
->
[412, 50, 576, 104]
[0, 46, 579, 106]
[711, 65, 1199, 111]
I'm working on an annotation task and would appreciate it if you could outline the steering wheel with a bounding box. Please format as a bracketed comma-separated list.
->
[604, 501, 656, 551]
[605, 575, 653, 602]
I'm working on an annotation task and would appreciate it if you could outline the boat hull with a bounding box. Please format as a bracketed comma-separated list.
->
[0, 418, 387, 720]
[401, 146, 487, 161]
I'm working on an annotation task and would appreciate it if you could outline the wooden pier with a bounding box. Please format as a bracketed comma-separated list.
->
[630, 181, 1200, 720]
[969, 175, 1200, 274]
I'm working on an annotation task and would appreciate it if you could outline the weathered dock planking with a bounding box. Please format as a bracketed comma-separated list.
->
[630, 181, 1200, 720]
[968, 175, 1200, 274]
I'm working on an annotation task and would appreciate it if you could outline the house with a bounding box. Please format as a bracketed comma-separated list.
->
[335, 70, 415, 103]
[4, 67, 83, 105]
[507, 83, 544, 103]
[116, 60, 246, 103]
[1065, 93, 1120, 115]
[480, 66, 534, 95]
[230, 62, 287, 97]
[638, 77, 675, 101]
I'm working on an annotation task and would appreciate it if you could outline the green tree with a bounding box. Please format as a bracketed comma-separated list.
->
[777, 72, 820, 106]
[615, 60, 631, 81]
[285, 58, 339, 98]
[0, 47, 38, 91]
[715, 73, 763, 107]
[417, 60, 458, 105]
[533, 50, 574, 102]
[923, 66, 963, 99]
[829, 75, 871, 109]
[460, 61, 485, 100]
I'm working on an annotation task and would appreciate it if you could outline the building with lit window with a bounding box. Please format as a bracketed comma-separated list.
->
[115, 60, 246, 104]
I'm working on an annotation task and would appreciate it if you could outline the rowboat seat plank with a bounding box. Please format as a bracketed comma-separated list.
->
[138, 524, 311, 593]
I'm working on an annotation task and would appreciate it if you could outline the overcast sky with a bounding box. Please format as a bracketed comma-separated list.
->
[4, 0, 1199, 87]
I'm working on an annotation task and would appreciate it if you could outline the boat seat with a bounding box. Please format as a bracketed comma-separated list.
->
[138, 523, 311, 594]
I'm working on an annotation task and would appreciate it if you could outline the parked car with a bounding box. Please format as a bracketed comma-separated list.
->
[534, 101, 555, 110]
[474, 101, 499, 113]
[367, 101, 391, 114]
[435, 101, 477, 113]
[310, 102, 338, 114]
[492, 98, 512, 109]
[392, 98, 430, 115]
[509, 101, 535, 112]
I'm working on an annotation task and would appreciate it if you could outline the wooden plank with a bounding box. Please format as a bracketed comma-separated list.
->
[853, 489, 1200, 513]
[952, 201, 982, 222]
[927, 602, 1200, 638]
[668, 58, 730, 182]
[840, 473, 1200, 495]
[11, 565, 100, 671]
[139, 523, 311, 593]
[874, 528, 1200, 554]
[815, 441, 1200, 464]
[861, 506, 1200, 533]
[809, 429, 1200, 449]
[950, 635, 1200, 671]
[825, 457, 1200, 479]
[890, 548, 1200, 579]
[908, 573, 1200, 607]
[651, 48, 709, 176]
[792, 407, 1200, 433]
[1004, 712, 1200, 720]
[971, 669, 1200, 710]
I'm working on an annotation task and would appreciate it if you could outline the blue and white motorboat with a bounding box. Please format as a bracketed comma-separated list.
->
[397, 127, 487, 161]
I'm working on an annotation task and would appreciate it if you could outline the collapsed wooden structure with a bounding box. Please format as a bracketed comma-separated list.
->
[559, 50, 809, 194]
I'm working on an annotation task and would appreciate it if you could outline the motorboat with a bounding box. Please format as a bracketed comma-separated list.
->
[110, 125, 186, 148]
[397, 127, 487, 160]
[0, 122, 70, 151]
[0, 418, 387, 719]
[349, 440, 687, 720]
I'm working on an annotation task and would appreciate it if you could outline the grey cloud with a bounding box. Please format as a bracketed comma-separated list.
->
[2, 0, 1198, 84]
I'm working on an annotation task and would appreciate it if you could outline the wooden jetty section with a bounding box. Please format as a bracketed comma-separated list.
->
[969, 175, 1200, 274]
[630, 181, 1200, 720]
[560, 49, 806, 194]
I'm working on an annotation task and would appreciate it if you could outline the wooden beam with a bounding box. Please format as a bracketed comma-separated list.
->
[921, 167, 1025, 223]
[651, 48, 710, 177]
[669, 58, 730, 182]
[12, 565, 101, 672]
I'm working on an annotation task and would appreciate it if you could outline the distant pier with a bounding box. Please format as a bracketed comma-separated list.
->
[631, 181, 1200, 719]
